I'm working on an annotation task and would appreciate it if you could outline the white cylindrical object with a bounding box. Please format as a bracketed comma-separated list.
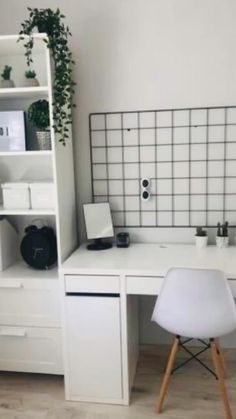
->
[29, 182, 55, 209]
[195, 236, 208, 248]
[1, 182, 30, 209]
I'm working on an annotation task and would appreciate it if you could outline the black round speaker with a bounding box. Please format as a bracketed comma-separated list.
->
[20, 225, 57, 270]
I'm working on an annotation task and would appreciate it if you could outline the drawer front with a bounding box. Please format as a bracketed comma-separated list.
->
[0, 326, 63, 374]
[126, 275, 163, 295]
[0, 279, 61, 327]
[65, 275, 120, 294]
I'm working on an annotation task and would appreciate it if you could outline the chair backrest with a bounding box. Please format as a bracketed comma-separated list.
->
[152, 268, 236, 339]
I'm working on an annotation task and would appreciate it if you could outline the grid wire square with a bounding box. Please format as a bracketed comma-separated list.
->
[140, 112, 155, 128]
[140, 163, 155, 178]
[174, 195, 189, 210]
[123, 129, 138, 146]
[174, 162, 189, 178]
[157, 145, 171, 162]
[174, 212, 189, 226]
[106, 114, 121, 129]
[125, 196, 140, 211]
[124, 163, 139, 179]
[157, 179, 172, 195]
[208, 195, 224, 211]
[224, 211, 236, 225]
[123, 146, 139, 163]
[227, 107, 236, 124]
[92, 148, 106, 163]
[157, 128, 172, 144]
[109, 196, 124, 211]
[174, 144, 189, 161]
[226, 161, 236, 177]
[125, 211, 140, 226]
[191, 161, 206, 177]
[157, 162, 172, 179]
[227, 125, 236, 141]
[190, 211, 206, 226]
[191, 109, 207, 125]
[140, 129, 155, 145]
[93, 180, 107, 196]
[125, 180, 140, 194]
[191, 126, 206, 143]
[108, 164, 123, 179]
[157, 196, 172, 210]
[207, 178, 224, 194]
[107, 130, 122, 146]
[108, 180, 123, 195]
[91, 114, 105, 130]
[208, 108, 225, 125]
[112, 211, 124, 226]
[158, 212, 173, 226]
[226, 143, 236, 160]
[173, 110, 189, 126]
[141, 198, 156, 211]
[225, 195, 236, 211]
[94, 195, 107, 203]
[191, 144, 206, 161]
[141, 212, 156, 226]
[225, 178, 236, 194]
[157, 111, 172, 127]
[191, 196, 206, 211]
[93, 164, 107, 180]
[208, 161, 224, 177]
[91, 131, 106, 147]
[208, 125, 225, 143]
[208, 143, 224, 160]
[191, 178, 206, 194]
[123, 113, 138, 129]
[107, 147, 122, 163]
[173, 179, 189, 194]
[173, 127, 189, 144]
[140, 146, 155, 162]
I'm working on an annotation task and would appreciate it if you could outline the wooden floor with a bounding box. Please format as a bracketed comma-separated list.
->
[0, 344, 235, 419]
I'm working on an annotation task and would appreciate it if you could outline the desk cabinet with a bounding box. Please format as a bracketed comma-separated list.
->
[64, 293, 123, 402]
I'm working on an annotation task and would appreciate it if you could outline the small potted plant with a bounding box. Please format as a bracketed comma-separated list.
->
[24, 69, 39, 87]
[1, 65, 15, 88]
[27, 99, 51, 150]
[195, 226, 208, 248]
[216, 222, 229, 248]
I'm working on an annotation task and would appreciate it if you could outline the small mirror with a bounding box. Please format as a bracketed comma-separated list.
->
[83, 202, 114, 250]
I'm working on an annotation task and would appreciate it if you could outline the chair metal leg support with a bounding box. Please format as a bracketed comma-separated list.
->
[156, 335, 180, 414]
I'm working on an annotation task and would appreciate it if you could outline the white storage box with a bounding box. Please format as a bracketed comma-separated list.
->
[0, 218, 18, 271]
[0, 111, 26, 151]
[29, 182, 55, 209]
[1, 182, 30, 209]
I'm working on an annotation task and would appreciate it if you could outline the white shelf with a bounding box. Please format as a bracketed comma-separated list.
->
[0, 260, 58, 281]
[0, 150, 52, 157]
[0, 205, 55, 216]
[0, 86, 49, 99]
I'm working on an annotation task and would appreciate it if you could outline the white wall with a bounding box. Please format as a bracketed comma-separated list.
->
[1, 0, 236, 346]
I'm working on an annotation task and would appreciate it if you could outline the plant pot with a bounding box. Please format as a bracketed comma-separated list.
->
[1, 79, 15, 88]
[24, 78, 39, 87]
[195, 236, 208, 248]
[36, 130, 51, 150]
[216, 236, 229, 248]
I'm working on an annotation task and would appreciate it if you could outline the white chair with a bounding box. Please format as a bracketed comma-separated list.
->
[152, 268, 236, 419]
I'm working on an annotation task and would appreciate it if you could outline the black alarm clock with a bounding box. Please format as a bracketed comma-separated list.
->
[20, 225, 57, 270]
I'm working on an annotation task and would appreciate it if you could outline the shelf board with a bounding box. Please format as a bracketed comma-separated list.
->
[0, 86, 49, 99]
[0, 150, 52, 157]
[0, 205, 55, 216]
[0, 260, 58, 281]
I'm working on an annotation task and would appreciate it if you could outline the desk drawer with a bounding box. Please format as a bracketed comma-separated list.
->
[65, 275, 120, 294]
[126, 275, 163, 295]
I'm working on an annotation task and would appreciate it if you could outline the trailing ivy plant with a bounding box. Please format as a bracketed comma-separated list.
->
[19, 8, 76, 145]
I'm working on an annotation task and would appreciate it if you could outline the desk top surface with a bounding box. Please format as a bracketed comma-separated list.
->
[61, 243, 236, 278]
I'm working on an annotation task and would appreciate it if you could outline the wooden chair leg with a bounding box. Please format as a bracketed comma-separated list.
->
[215, 338, 226, 378]
[210, 339, 233, 419]
[156, 336, 179, 414]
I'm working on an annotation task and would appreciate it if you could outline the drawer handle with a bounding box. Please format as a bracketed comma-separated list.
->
[0, 328, 27, 337]
[0, 282, 23, 289]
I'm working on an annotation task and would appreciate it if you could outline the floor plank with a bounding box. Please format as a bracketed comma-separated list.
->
[0, 344, 235, 418]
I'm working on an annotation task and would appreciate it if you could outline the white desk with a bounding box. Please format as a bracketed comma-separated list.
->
[61, 243, 236, 405]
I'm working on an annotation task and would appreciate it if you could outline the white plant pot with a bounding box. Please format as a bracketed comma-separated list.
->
[1, 79, 15, 88]
[195, 236, 208, 248]
[24, 78, 39, 87]
[216, 236, 229, 248]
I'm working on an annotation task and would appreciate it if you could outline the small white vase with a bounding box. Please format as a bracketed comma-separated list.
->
[24, 78, 39, 87]
[216, 236, 229, 248]
[1, 79, 15, 88]
[195, 236, 208, 248]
